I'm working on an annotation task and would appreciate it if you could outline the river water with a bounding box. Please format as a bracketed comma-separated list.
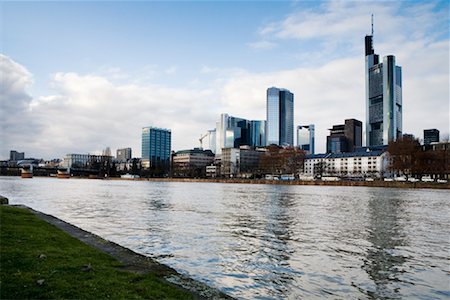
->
[1, 177, 449, 299]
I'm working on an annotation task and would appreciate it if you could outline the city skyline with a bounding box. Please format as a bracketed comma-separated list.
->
[1, 1, 449, 160]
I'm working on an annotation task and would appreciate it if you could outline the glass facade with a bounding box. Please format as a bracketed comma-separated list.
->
[297, 124, 315, 154]
[365, 34, 402, 146]
[141, 126, 171, 170]
[250, 120, 266, 147]
[266, 87, 294, 146]
[215, 114, 265, 155]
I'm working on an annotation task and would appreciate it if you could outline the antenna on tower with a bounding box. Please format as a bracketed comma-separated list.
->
[371, 14, 374, 36]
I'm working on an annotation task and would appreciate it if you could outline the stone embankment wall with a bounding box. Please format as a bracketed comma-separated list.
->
[113, 177, 450, 189]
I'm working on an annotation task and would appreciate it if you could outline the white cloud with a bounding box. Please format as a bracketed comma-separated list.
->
[164, 66, 178, 75]
[247, 40, 277, 50]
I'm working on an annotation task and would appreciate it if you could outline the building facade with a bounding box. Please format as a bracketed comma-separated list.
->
[172, 148, 215, 177]
[62, 154, 112, 169]
[302, 149, 389, 179]
[266, 87, 294, 146]
[250, 120, 266, 147]
[116, 148, 132, 162]
[297, 125, 315, 154]
[326, 119, 362, 153]
[365, 32, 402, 146]
[10, 150, 25, 162]
[141, 127, 171, 170]
[221, 146, 264, 178]
[423, 129, 440, 145]
[215, 114, 265, 155]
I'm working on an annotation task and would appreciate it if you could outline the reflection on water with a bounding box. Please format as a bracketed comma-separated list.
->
[362, 189, 408, 299]
[1, 177, 449, 299]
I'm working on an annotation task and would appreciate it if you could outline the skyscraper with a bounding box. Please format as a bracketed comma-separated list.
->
[215, 114, 265, 155]
[250, 120, 266, 147]
[297, 125, 315, 154]
[141, 126, 171, 170]
[326, 119, 362, 153]
[266, 87, 294, 146]
[365, 21, 402, 146]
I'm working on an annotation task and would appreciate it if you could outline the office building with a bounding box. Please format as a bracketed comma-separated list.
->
[141, 127, 171, 170]
[214, 114, 266, 155]
[250, 120, 266, 147]
[172, 148, 215, 177]
[266, 87, 294, 146]
[62, 154, 112, 169]
[365, 24, 402, 146]
[297, 125, 315, 154]
[116, 148, 132, 162]
[424, 129, 439, 145]
[326, 119, 362, 153]
[221, 146, 264, 178]
[10, 150, 25, 162]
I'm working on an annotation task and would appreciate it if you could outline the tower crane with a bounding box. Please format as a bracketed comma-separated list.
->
[199, 132, 211, 149]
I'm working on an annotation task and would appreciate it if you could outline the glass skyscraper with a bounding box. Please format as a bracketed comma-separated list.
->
[365, 31, 402, 146]
[250, 120, 266, 147]
[266, 87, 294, 146]
[215, 114, 266, 155]
[297, 124, 315, 154]
[141, 126, 171, 170]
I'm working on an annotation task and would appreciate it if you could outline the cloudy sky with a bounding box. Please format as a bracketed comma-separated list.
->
[1, 0, 448, 160]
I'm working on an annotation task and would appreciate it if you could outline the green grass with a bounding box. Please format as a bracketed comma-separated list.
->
[0, 206, 194, 299]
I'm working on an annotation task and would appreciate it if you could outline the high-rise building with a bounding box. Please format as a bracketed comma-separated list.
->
[365, 24, 402, 146]
[10, 150, 25, 161]
[326, 119, 362, 153]
[215, 114, 257, 155]
[424, 129, 440, 145]
[141, 127, 171, 170]
[250, 120, 266, 147]
[266, 87, 294, 146]
[345, 119, 363, 152]
[102, 147, 111, 157]
[116, 148, 132, 161]
[297, 125, 315, 154]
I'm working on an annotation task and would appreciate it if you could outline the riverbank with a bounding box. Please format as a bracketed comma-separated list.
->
[0, 205, 231, 299]
[114, 177, 450, 189]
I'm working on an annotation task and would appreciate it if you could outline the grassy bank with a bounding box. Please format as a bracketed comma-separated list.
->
[0, 205, 194, 299]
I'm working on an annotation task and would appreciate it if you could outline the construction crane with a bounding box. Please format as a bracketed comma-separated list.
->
[199, 132, 211, 149]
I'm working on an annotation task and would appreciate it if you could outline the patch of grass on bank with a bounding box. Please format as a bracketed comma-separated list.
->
[0, 206, 194, 299]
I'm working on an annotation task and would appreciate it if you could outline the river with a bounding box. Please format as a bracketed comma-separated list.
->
[1, 176, 449, 299]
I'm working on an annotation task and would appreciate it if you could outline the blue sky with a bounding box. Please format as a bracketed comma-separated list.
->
[1, 0, 449, 159]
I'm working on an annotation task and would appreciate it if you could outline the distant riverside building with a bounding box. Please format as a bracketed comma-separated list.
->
[116, 148, 132, 162]
[297, 125, 315, 154]
[221, 146, 264, 178]
[266, 87, 294, 146]
[62, 153, 112, 169]
[141, 126, 171, 170]
[172, 148, 214, 177]
[302, 148, 389, 179]
[102, 147, 112, 157]
[215, 114, 266, 156]
[326, 119, 362, 153]
[200, 129, 217, 153]
[423, 129, 439, 145]
[10, 150, 25, 162]
[365, 25, 402, 146]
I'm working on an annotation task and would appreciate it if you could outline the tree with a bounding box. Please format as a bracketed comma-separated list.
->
[259, 145, 306, 176]
[387, 136, 421, 179]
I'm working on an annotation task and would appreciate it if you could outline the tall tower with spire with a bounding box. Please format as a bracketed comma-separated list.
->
[365, 16, 402, 146]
